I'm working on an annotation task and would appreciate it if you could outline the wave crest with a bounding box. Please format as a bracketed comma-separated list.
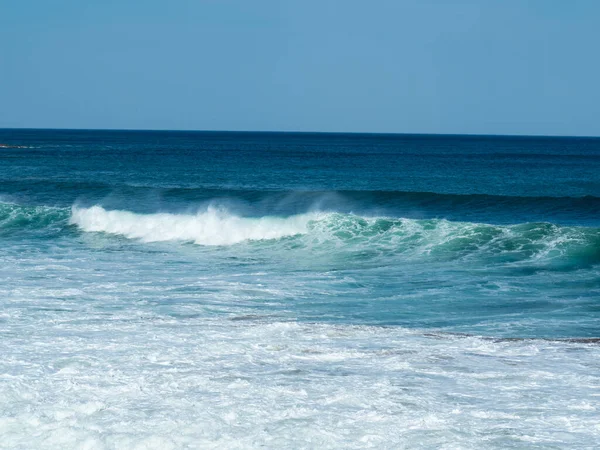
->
[68, 206, 600, 268]
[70, 206, 317, 245]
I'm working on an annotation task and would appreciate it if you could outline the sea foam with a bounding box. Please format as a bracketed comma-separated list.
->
[70, 205, 317, 245]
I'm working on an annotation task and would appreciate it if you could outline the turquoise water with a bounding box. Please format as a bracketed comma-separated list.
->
[1, 130, 599, 448]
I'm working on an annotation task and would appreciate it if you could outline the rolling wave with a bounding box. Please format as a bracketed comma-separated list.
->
[2, 202, 599, 268]
[67, 205, 600, 267]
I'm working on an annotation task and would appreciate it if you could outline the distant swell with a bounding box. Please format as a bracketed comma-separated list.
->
[3, 180, 600, 225]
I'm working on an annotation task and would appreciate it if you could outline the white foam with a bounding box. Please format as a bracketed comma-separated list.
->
[1, 314, 599, 449]
[3, 223, 600, 449]
[70, 206, 319, 245]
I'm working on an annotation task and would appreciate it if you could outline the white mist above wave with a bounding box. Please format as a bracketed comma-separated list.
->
[70, 205, 319, 245]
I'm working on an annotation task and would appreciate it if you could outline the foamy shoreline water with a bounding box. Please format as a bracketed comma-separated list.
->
[2, 316, 599, 449]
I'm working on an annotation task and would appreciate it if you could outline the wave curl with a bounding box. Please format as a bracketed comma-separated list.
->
[70, 206, 317, 245]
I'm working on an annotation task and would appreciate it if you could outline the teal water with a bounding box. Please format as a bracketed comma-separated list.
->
[1, 129, 599, 448]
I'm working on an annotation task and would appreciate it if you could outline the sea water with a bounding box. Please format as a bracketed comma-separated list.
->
[1, 129, 599, 448]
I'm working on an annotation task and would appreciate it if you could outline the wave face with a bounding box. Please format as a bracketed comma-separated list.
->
[0, 201, 68, 236]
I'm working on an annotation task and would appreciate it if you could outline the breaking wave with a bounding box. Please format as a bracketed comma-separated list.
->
[2, 202, 599, 268]
[66, 205, 600, 267]
[70, 205, 317, 245]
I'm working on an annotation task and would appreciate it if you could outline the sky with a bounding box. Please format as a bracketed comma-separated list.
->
[1, 0, 599, 136]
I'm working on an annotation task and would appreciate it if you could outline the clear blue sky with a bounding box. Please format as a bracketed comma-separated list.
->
[1, 0, 599, 136]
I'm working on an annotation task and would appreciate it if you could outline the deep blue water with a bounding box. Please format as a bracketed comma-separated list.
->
[1, 129, 600, 448]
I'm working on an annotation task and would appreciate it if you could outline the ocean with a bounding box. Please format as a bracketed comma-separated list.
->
[1, 129, 599, 448]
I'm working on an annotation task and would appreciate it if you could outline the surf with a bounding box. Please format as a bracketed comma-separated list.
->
[67, 205, 600, 267]
[69, 205, 319, 246]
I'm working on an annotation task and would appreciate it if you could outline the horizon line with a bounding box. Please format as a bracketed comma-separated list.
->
[1, 126, 600, 140]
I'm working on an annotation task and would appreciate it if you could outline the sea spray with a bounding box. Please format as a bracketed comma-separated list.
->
[70, 205, 318, 245]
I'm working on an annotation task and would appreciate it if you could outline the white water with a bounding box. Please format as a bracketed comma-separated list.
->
[70, 206, 317, 245]
[2, 239, 599, 449]
[1, 311, 599, 449]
